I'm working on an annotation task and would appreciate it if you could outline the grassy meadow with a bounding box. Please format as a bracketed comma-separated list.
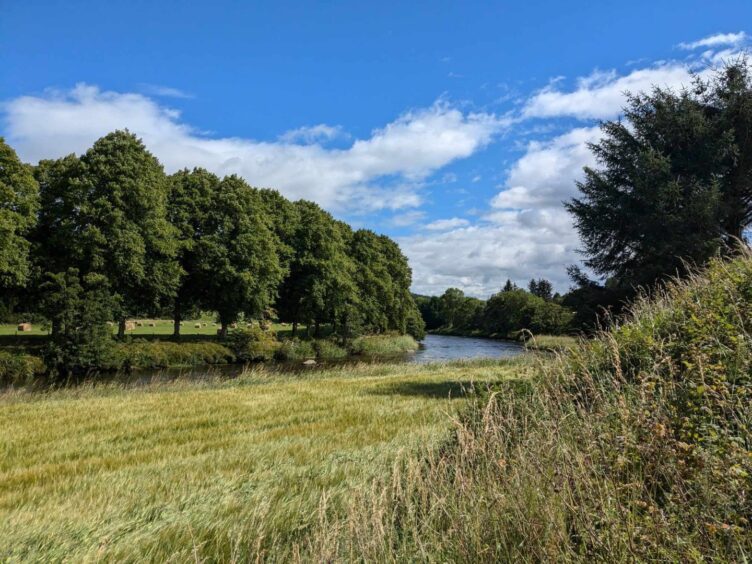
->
[0, 358, 529, 561]
[0, 317, 298, 338]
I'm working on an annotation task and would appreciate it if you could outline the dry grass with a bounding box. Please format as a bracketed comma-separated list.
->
[0, 358, 528, 562]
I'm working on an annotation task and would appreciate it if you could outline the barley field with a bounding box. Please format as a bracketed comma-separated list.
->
[0, 358, 526, 561]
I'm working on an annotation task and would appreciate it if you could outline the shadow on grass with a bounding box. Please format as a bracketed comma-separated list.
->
[370, 380, 488, 399]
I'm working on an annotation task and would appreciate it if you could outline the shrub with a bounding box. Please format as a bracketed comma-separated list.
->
[275, 339, 316, 362]
[115, 341, 235, 369]
[0, 352, 45, 386]
[226, 326, 280, 361]
[312, 339, 349, 360]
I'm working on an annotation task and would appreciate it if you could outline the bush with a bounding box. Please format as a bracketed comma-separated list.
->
[312, 339, 349, 360]
[275, 339, 317, 362]
[115, 341, 235, 369]
[0, 352, 45, 386]
[226, 326, 280, 361]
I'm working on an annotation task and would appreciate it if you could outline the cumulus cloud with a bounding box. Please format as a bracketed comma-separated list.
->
[491, 126, 600, 209]
[522, 64, 694, 120]
[678, 32, 748, 50]
[402, 210, 579, 296]
[2, 84, 506, 212]
[424, 217, 470, 231]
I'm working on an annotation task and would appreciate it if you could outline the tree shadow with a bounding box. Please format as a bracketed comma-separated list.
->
[370, 380, 487, 399]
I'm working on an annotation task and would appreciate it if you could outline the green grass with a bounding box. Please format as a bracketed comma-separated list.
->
[351, 334, 419, 356]
[0, 358, 527, 561]
[0, 317, 297, 338]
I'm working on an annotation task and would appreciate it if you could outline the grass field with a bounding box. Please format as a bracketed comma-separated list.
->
[0, 317, 298, 338]
[0, 358, 528, 561]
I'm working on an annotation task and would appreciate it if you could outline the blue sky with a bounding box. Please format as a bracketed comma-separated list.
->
[2, 1, 751, 295]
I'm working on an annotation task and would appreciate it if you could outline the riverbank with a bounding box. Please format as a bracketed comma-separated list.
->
[0, 357, 530, 561]
[0, 333, 421, 386]
[429, 328, 577, 352]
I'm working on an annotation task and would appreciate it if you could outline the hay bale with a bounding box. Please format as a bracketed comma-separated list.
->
[17, 323, 32, 332]
[125, 321, 137, 331]
[194, 323, 201, 329]
[148, 322, 156, 327]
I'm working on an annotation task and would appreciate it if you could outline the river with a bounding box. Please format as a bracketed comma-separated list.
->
[410, 334, 524, 363]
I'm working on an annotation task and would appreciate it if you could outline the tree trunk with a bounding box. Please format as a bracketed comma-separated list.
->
[118, 317, 126, 339]
[173, 300, 181, 338]
[314, 319, 320, 338]
[219, 321, 228, 339]
[292, 320, 298, 337]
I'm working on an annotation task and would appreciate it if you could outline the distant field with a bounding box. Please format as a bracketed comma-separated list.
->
[0, 358, 527, 561]
[0, 317, 297, 338]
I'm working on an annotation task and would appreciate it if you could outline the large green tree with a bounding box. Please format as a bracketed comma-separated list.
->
[0, 138, 39, 289]
[567, 61, 752, 289]
[47, 131, 181, 337]
[167, 168, 220, 336]
[199, 175, 283, 336]
[276, 201, 356, 337]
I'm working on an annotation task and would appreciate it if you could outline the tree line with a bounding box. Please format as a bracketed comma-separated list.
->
[0, 131, 425, 348]
[415, 278, 573, 337]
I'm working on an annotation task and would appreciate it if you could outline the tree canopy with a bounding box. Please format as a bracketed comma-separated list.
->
[0, 138, 39, 289]
[567, 61, 752, 289]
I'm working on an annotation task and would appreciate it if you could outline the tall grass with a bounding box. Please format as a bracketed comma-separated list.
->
[351, 334, 419, 356]
[301, 255, 752, 561]
[0, 359, 525, 561]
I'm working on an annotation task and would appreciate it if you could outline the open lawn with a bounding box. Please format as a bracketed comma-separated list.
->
[0, 358, 528, 561]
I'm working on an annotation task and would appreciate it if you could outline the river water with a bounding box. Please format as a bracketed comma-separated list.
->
[410, 334, 523, 363]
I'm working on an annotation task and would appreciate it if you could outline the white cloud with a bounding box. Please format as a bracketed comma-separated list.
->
[491, 126, 600, 209]
[402, 210, 579, 296]
[424, 217, 470, 231]
[522, 64, 694, 120]
[678, 32, 747, 50]
[2, 84, 506, 212]
[278, 123, 346, 144]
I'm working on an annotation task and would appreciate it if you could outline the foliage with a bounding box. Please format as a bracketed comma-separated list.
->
[0, 137, 38, 289]
[198, 176, 283, 336]
[0, 351, 44, 386]
[166, 168, 221, 336]
[420, 285, 573, 337]
[39, 269, 115, 378]
[528, 278, 553, 300]
[226, 325, 280, 361]
[276, 201, 357, 337]
[274, 338, 317, 361]
[114, 340, 235, 369]
[567, 61, 752, 290]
